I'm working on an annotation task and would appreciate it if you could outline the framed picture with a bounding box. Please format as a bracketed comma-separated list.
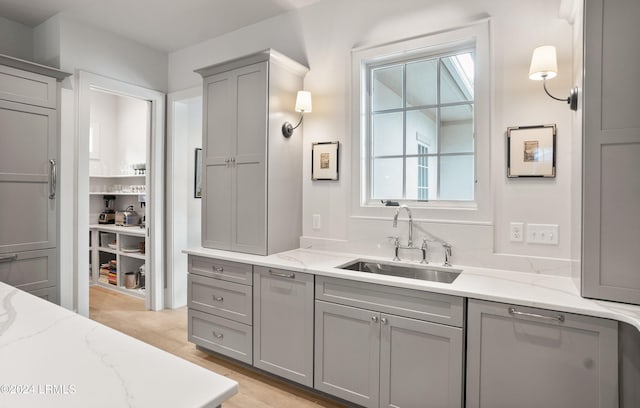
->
[194, 148, 202, 198]
[507, 124, 556, 178]
[312, 141, 339, 180]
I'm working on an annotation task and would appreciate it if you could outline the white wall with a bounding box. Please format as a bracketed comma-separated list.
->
[169, 0, 577, 276]
[0, 16, 33, 60]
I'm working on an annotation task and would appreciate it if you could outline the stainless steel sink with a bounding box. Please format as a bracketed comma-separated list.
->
[339, 260, 461, 284]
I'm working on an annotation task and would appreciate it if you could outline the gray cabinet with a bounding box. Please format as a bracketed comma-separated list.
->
[253, 266, 314, 387]
[315, 276, 464, 408]
[196, 50, 308, 256]
[0, 55, 68, 303]
[466, 299, 618, 408]
[187, 255, 253, 364]
[582, 0, 640, 304]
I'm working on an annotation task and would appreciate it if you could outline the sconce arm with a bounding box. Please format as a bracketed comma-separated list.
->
[542, 78, 569, 102]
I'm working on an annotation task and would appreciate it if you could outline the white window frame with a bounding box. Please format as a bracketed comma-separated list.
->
[350, 20, 492, 224]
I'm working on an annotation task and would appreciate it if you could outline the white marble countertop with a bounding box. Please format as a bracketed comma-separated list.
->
[184, 247, 640, 332]
[0, 283, 237, 408]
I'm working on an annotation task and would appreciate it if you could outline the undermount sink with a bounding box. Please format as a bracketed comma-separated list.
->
[338, 260, 462, 284]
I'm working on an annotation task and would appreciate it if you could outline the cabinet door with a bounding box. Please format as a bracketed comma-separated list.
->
[582, 0, 640, 304]
[253, 267, 313, 386]
[380, 314, 463, 408]
[232, 62, 267, 255]
[314, 300, 380, 408]
[0, 249, 57, 294]
[466, 299, 618, 408]
[0, 100, 57, 254]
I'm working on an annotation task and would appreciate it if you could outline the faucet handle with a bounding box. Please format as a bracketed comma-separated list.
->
[421, 238, 428, 249]
[387, 236, 400, 246]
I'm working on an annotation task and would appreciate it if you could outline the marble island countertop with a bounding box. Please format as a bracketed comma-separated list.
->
[0, 283, 237, 408]
[184, 247, 640, 332]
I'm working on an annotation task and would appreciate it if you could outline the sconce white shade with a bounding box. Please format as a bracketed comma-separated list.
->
[294, 91, 312, 113]
[529, 45, 558, 80]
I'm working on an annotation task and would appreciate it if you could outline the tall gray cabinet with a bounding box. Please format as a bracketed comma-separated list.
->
[582, 0, 640, 305]
[0, 55, 68, 303]
[196, 50, 308, 256]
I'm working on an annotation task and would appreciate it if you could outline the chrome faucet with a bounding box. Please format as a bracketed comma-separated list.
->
[391, 205, 428, 263]
[393, 205, 413, 247]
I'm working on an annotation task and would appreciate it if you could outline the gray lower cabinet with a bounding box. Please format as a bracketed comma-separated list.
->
[0, 249, 58, 297]
[466, 299, 618, 408]
[314, 276, 464, 408]
[187, 256, 253, 364]
[253, 266, 314, 387]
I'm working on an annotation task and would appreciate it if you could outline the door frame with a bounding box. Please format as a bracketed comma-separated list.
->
[75, 70, 165, 315]
[166, 86, 202, 308]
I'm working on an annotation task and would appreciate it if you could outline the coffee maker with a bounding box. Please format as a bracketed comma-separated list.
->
[98, 195, 116, 224]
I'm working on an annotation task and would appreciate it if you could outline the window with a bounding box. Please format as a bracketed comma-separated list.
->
[351, 21, 490, 222]
[368, 49, 475, 202]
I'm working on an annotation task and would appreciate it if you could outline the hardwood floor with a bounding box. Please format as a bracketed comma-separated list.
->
[89, 285, 348, 408]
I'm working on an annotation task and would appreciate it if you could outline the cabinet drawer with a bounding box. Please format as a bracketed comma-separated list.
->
[28, 286, 59, 304]
[0, 249, 58, 293]
[188, 274, 252, 325]
[0, 65, 56, 108]
[316, 276, 464, 327]
[188, 255, 252, 285]
[188, 309, 252, 365]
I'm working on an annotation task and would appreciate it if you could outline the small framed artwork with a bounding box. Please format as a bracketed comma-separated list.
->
[312, 141, 339, 180]
[507, 124, 556, 178]
[194, 148, 202, 198]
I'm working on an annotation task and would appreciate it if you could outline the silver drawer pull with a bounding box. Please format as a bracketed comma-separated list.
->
[212, 266, 224, 273]
[212, 331, 224, 339]
[269, 269, 295, 279]
[371, 316, 379, 323]
[0, 254, 18, 263]
[380, 317, 388, 325]
[49, 159, 57, 199]
[508, 307, 565, 323]
[212, 295, 224, 302]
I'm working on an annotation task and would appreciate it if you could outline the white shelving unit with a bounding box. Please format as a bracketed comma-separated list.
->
[90, 224, 146, 298]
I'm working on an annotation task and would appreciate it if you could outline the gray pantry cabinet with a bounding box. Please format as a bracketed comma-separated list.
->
[0, 55, 69, 303]
[196, 50, 308, 256]
[582, 0, 640, 305]
[314, 276, 464, 408]
[253, 266, 314, 387]
[466, 299, 618, 408]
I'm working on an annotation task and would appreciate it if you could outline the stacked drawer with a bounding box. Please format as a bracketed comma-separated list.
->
[187, 255, 253, 364]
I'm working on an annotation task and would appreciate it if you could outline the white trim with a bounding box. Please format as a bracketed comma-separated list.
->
[166, 86, 202, 309]
[350, 19, 492, 225]
[76, 71, 165, 315]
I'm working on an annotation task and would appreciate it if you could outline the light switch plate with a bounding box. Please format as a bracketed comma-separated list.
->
[510, 222, 524, 242]
[527, 224, 559, 245]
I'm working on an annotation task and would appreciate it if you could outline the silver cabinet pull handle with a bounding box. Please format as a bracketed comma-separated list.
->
[269, 269, 295, 279]
[371, 316, 379, 323]
[212, 295, 224, 302]
[0, 254, 18, 263]
[508, 307, 565, 323]
[212, 266, 224, 273]
[212, 331, 224, 339]
[49, 159, 57, 199]
[380, 317, 388, 325]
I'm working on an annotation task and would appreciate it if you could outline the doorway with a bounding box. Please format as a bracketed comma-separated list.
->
[76, 71, 165, 315]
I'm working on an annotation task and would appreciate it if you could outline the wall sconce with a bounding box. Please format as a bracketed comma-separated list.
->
[529, 45, 578, 111]
[282, 90, 312, 137]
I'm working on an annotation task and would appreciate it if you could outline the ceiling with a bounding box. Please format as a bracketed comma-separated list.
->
[0, 0, 322, 52]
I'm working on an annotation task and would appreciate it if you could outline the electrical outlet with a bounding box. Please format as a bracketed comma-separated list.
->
[312, 214, 321, 230]
[527, 224, 559, 245]
[510, 222, 524, 242]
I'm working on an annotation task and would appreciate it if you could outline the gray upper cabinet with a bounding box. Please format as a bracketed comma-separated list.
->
[253, 266, 314, 387]
[196, 50, 308, 256]
[0, 55, 68, 304]
[582, 0, 640, 304]
[466, 299, 618, 408]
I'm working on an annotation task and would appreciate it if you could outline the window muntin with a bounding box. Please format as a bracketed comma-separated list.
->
[368, 50, 475, 202]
